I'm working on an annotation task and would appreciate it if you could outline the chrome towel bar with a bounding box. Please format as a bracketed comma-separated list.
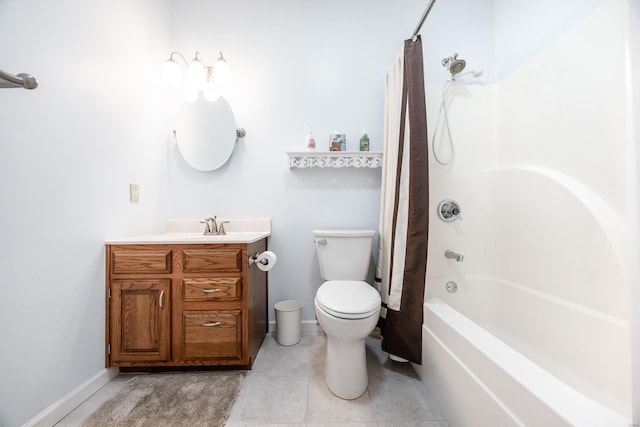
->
[0, 67, 38, 89]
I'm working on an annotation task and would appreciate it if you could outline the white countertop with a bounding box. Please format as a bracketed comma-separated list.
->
[106, 218, 271, 245]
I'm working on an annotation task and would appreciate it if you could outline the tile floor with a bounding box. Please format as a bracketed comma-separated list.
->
[57, 331, 450, 426]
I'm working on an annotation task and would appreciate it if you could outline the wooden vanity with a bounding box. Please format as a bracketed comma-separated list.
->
[105, 225, 270, 370]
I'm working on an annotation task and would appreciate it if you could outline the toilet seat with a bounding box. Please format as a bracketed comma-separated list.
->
[316, 280, 381, 319]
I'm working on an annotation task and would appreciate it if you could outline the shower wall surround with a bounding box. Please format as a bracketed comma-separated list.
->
[421, 0, 637, 422]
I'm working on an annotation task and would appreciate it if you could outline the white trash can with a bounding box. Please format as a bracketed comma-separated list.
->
[274, 300, 303, 346]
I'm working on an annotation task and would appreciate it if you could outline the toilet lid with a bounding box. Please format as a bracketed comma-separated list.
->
[316, 281, 381, 319]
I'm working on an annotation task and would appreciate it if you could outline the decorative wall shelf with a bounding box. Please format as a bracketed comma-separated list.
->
[287, 151, 383, 168]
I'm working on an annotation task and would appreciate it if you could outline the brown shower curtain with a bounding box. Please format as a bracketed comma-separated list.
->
[376, 36, 429, 364]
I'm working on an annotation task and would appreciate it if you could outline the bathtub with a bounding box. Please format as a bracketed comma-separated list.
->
[419, 164, 634, 425]
[417, 297, 631, 426]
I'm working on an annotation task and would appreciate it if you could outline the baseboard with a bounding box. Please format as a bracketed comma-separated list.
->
[24, 367, 119, 427]
[268, 319, 320, 333]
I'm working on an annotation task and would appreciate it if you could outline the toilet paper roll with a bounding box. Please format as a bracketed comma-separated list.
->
[256, 251, 277, 272]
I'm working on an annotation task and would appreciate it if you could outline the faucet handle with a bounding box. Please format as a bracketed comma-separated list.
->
[219, 221, 230, 235]
[200, 219, 212, 234]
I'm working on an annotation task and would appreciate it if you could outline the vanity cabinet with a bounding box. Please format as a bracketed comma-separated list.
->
[105, 239, 268, 369]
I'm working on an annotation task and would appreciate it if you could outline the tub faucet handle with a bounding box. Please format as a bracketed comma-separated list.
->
[438, 199, 462, 222]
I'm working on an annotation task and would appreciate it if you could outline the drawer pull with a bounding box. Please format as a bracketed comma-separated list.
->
[202, 288, 221, 294]
[202, 321, 221, 327]
[159, 290, 165, 309]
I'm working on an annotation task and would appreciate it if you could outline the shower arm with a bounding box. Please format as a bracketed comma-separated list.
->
[412, 0, 438, 40]
[0, 67, 38, 89]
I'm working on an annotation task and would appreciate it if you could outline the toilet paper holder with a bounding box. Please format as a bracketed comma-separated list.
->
[248, 250, 277, 271]
[248, 252, 270, 267]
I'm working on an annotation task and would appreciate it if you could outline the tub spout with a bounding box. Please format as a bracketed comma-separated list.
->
[445, 250, 464, 262]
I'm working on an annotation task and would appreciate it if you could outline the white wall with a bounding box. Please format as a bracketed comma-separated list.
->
[0, 1, 171, 425]
[165, 0, 429, 322]
[0, 0, 431, 424]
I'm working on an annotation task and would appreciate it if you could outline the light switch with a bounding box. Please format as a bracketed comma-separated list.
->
[130, 184, 139, 203]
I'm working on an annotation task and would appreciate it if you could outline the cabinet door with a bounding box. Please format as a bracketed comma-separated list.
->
[110, 279, 171, 364]
[183, 310, 242, 361]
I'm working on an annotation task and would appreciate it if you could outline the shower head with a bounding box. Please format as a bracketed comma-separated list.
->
[455, 69, 484, 79]
[450, 59, 466, 75]
[442, 53, 466, 76]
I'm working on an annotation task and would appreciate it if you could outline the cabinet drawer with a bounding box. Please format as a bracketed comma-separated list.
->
[183, 278, 241, 302]
[111, 249, 172, 274]
[183, 310, 242, 360]
[182, 249, 242, 273]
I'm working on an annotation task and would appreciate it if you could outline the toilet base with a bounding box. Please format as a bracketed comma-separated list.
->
[325, 334, 368, 399]
[315, 298, 380, 400]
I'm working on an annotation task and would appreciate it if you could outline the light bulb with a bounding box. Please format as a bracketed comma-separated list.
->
[213, 52, 232, 90]
[187, 57, 206, 89]
[203, 82, 221, 102]
[162, 59, 182, 88]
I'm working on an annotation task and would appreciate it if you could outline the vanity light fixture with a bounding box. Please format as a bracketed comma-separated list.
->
[162, 51, 232, 101]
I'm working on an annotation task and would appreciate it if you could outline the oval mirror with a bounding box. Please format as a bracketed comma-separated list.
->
[175, 95, 237, 171]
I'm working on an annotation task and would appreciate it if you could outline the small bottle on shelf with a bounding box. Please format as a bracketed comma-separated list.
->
[329, 131, 346, 151]
[305, 127, 316, 151]
[359, 129, 370, 151]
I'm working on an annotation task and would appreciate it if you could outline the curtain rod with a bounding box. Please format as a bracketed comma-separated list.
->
[412, 0, 438, 39]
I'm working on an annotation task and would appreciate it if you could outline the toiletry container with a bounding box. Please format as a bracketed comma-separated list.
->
[359, 130, 370, 151]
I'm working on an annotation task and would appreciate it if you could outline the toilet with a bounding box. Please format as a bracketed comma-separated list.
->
[313, 229, 381, 400]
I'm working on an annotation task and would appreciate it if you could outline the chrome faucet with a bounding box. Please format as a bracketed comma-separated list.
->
[200, 216, 230, 235]
[445, 250, 464, 262]
[201, 217, 218, 235]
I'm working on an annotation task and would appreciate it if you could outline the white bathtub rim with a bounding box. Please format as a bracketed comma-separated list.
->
[423, 297, 631, 426]
[426, 272, 631, 418]
[422, 324, 528, 426]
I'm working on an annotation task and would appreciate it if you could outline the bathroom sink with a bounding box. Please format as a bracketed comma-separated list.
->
[106, 231, 270, 245]
[105, 218, 271, 245]
[166, 232, 264, 243]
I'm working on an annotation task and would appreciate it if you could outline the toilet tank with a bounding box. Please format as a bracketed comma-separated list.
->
[313, 230, 375, 281]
